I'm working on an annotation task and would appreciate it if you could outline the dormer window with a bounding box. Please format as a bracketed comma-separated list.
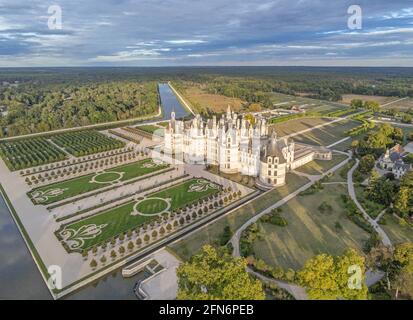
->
[268, 157, 272, 163]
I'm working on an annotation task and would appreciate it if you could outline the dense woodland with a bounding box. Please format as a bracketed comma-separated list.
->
[1, 67, 413, 137]
[0, 74, 159, 136]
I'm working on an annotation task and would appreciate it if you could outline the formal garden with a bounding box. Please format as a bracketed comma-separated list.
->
[56, 178, 239, 255]
[0, 137, 67, 171]
[51, 130, 125, 157]
[28, 158, 170, 205]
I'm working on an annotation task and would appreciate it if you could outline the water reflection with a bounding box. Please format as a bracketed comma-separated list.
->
[0, 194, 50, 300]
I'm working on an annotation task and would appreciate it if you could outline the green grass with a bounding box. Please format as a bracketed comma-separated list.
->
[381, 215, 413, 244]
[294, 154, 348, 176]
[136, 125, 164, 136]
[169, 173, 310, 260]
[59, 178, 220, 251]
[251, 184, 370, 271]
[290, 120, 360, 146]
[272, 117, 332, 137]
[354, 184, 385, 219]
[29, 158, 169, 205]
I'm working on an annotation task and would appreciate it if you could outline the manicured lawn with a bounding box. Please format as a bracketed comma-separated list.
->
[294, 153, 348, 175]
[290, 120, 360, 146]
[58, 178, 220, 251]
[136, 125, 164, 136]
[251, 184, 370, 271]
[169, 173, 310, 260]
[29, 158, 169, 205]
[381, 215, 413, 244]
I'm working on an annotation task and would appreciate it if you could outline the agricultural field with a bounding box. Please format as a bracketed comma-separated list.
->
[289, 120, 360, 146]
[51, 130, 125, 157]
[169, 173, 310, 260]
[57, 178, 221, 252]
[29, 158, 170, 205]
[0, 137, 67, 171]
[251, 184, 370, 271]
[183, 86, 245, 113]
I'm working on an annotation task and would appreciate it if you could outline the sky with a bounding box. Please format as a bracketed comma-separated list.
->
[0, 0, 413, 67]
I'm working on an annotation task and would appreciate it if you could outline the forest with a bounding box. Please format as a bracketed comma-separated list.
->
[0, 75, 159, 137]
[1, 67, 413, 137]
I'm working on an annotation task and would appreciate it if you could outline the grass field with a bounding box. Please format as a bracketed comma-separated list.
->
[58, 178, 220, 251]
[341, 94, 397, 106]
[294, 153, 348, 175]
[136, 125, 164, 136]
[272, 117, 332, 137]
[251, 184, 370, 270]
[183, 86, 245, 113]
[290, 120, 360, 146]
[381, 215, 413, 244]
[169, 173, 310, 260]
[382, 97, 413, 111]
[29, 158, 169, 205]
[268, 92, 344, 114]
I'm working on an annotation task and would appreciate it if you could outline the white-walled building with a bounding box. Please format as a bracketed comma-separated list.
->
[164, 107, 332, 189]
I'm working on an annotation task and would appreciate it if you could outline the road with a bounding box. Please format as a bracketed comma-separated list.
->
[230, 150, 352, 299]
[347, 159, 392, 247]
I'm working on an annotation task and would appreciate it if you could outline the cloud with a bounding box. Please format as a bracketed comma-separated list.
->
[164, 39, 207, 45]
[0, 0, 412, 66]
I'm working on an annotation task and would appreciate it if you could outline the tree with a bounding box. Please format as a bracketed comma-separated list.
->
[359, 154, 375, 174]
[89, 259, 97, 269]
[394, 171, 413, 218]
[364, 101, 380, 113]
[298, 249, 368, 300]
[350, 99, 364, 109]
[176, 245, 265, 300]
[366, 172, 396, 206]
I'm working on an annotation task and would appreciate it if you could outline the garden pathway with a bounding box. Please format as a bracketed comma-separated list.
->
[347, 160, 392, 247]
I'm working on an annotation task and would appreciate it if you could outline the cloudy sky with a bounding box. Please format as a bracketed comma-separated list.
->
[0, 0, 413, 67]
